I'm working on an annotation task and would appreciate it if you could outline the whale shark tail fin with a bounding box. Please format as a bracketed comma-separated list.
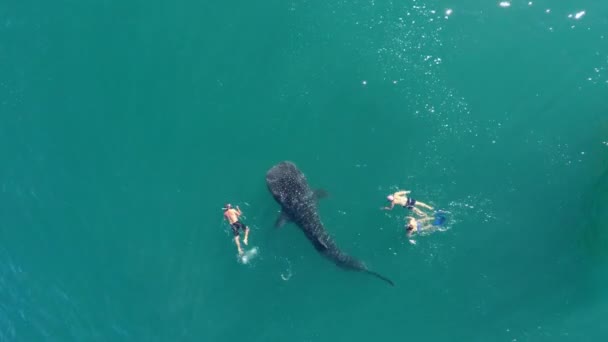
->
[365, 270, 395, 287]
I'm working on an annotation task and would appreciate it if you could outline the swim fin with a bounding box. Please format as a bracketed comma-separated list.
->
[433, 216, 447, 226]
[433, 210, 448, 226]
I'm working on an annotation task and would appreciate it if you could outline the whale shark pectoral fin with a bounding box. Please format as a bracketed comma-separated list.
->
[316, 237, 328, 249]
[313, 189, 328, 201]
[274, 211, 292, 228]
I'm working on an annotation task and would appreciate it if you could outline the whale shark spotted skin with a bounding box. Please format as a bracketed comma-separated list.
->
[266, 161, 394, 287]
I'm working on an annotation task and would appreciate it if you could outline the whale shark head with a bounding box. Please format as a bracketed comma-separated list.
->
[266, 161, 311, 206]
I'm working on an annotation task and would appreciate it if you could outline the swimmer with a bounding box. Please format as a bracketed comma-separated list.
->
[405, 216, 434, 237]
[223, 204, 250, 255]
[381, 190, 434, 217]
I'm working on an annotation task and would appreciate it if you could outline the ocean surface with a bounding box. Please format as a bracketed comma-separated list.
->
[1, 0, 608, 341]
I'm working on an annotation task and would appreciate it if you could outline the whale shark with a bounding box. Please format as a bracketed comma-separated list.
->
[266, 161, 394, 286]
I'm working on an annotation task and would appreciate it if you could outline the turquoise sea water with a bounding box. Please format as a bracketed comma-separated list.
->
[2, 0, 608, 341]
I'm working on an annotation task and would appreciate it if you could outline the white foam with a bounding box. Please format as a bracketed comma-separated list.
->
[575, 11, 586, 20]
[499, 2, 511, 8]
[239, 247, 259, 264]
[280, 258, 292, 280]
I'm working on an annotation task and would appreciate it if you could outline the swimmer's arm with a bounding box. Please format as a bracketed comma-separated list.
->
[381, 202, 395, 210]
[236, 206, 242, 216]
[395, 191, 408, 196]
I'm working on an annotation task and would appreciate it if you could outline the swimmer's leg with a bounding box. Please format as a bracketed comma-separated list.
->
[418, 216, 434, 223]
[416, 201, 434, 210]
[243, 227, 250, 245]
[234, 236, 244, 255]
[420, 223, 434, 231]
[412, 207, 428, 217]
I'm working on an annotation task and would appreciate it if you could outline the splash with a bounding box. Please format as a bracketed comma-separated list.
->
[280, 257, 293, 281]
[238, 246, 259, 265]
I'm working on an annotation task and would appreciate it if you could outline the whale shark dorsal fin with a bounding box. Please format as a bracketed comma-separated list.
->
[274, 211, 292, 228]
[313, 189, 328, 201]
[316, 237, 328, 249]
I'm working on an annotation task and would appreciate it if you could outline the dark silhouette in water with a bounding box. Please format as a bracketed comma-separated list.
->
[266, 161, 394, 286]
